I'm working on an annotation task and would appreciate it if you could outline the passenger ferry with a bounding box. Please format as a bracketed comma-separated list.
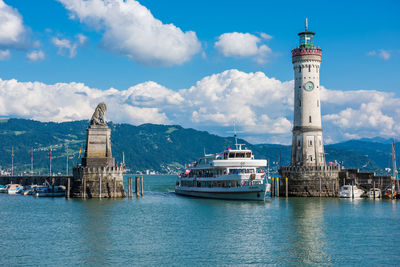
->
[175, 140, 271, 201]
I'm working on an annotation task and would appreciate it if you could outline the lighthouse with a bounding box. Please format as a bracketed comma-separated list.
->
[279, 19, 340, 197]
[291, 18, 325, 167]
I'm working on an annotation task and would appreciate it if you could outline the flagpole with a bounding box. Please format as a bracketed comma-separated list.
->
[11, 146, 14, 176]
[49, 148, 52, 178]
[66, 145, 69, 176]
[30, 148, 33, 175]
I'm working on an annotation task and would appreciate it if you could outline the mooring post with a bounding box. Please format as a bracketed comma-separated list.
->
[319, 177, 322, 197]
[285, 177, 288, 197]
[130, 177, 133, 198]
[276, 177, 280, 197]
[140, 176, 143, 196]
[135, 176, 139, 197]
[52, 177, 55, 194]
[271, 177, 274, 197]
[352, 180, 354, 199]
[66, 177, 70, 199]
[373, 180, 376, 199]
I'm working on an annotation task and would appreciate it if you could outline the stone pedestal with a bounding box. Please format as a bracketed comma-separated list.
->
[71, 124, 126, 198]
[71, 166, 126, 198]
[279, 166, 340, 197]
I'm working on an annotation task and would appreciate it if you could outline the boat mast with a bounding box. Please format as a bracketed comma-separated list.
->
[392, 139, 397, 194]
[393, 139, 399, 193]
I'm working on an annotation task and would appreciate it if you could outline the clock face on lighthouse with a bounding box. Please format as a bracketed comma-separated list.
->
[303, 81, 314, 91]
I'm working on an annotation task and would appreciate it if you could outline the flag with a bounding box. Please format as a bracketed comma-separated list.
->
[30, 149, 33, 162]
[49, 149, 51, 160]
[78, 145, 82, 158]
[11, 147, 14, 157]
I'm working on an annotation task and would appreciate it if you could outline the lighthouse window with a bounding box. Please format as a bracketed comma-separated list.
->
[308, 65, 311, 72]
[309, 116, 312, 123]
[299, 100, 301, 107]
[299, 67, 301, 73]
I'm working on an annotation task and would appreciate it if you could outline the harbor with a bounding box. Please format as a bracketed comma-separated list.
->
[1, 174, 399, 266]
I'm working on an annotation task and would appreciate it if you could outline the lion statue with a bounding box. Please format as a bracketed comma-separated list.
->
[90, 102, 107, 126]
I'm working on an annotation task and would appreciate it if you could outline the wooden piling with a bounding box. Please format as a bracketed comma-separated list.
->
[276, 177, 280, 197]
[135, 176, 139, 197]
[352, 180, 354, 199]
[140, 176, 143, 196]
[271, 177, 274, 197]
[373, 180, 376, 199]
[128, 177, 132, 198]
[66, 177, 70, 199]
[285, 177, 288, 197]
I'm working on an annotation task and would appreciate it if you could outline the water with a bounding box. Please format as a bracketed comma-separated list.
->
[1, 175, 399, 266]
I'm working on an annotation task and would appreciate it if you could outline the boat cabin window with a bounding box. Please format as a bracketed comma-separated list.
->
[229, 152, 249, 158]
[224, 153, 227, 159]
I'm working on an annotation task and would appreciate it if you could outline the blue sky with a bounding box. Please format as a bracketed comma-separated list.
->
[0, 0, 399, 144]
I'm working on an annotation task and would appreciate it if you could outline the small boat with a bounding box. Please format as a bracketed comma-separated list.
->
[7, 184, 23, 195]
[175, 134, 270, 201]
[22, 185, 37, 195]
[0, 185, 8, 193]
[34, 185, 66, 197]
[367, 188, 381, 198]
[339, 185, 365, 198]
[383, 188, 397, 199]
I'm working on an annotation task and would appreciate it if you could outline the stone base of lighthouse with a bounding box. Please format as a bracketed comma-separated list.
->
[71, 166, 126, 198]
[279, 166, 340, 197]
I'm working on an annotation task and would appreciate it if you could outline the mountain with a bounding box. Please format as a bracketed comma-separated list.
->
[0, 118, 396, 175]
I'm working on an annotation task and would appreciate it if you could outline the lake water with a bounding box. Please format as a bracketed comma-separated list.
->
[1, 175, 399, 266]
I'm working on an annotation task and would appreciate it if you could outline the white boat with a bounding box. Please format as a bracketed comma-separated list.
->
[175, 139, 270, 201]
[339, 185, 365, 198]
[367, 188, 381, 198]
[34, 185, 66, 197]
[7, 184, 23, 195]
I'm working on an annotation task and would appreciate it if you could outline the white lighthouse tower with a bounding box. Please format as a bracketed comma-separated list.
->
[279, 19, 340, 197]
[291, 18, 325, 167]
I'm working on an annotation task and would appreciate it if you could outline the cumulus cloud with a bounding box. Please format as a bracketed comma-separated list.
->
[214, 32, 272, 63]
[58, 0, 201, 66]
[0, 0, 30, 50]
[0, 69, 399, 144]
[52, 34, 87, 58]
[26, 50, 45, 61]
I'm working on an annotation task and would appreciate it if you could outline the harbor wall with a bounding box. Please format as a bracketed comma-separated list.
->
[0, 176, 71, 186]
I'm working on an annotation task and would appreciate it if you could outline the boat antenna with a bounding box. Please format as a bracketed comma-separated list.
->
[233, 122, 238, 148]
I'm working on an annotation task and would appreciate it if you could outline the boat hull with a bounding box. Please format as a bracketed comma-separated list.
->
[175, 187, 266, 201]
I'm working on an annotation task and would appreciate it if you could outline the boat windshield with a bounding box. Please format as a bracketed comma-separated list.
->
[228, 152, 251, 158]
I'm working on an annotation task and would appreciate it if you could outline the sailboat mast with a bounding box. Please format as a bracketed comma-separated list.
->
[392, 140, 396, 193]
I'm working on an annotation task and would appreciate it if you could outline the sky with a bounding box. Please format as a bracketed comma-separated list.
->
[0, 0, 399, 144]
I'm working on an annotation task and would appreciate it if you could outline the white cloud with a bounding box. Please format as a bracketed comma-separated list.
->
[52, 34, 88, 58]
[26, 50, 45, 61]
[367, 49, 393, 60]
[58, 0, 201, 66]
[0, 69, 399, 144]
[214, 32, 272, 63]
[0, 0, 30, 50]
[0, 49, 10, 60]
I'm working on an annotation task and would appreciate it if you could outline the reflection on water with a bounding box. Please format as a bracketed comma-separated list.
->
[0, 175, 399, 266]
[287, 198, 330, 265]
